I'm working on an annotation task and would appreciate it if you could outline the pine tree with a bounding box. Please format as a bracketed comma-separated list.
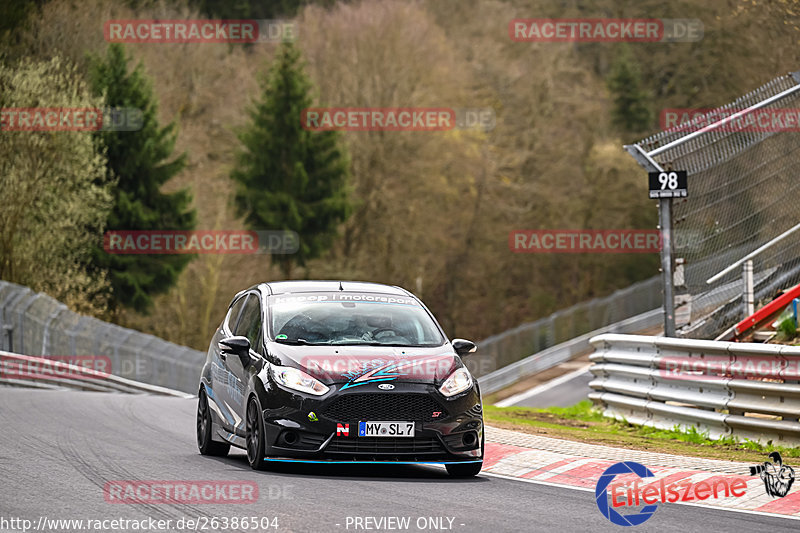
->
[89, 44, 196, 313]
[607, 44, 653, 135]
[232, 42, 351, 278]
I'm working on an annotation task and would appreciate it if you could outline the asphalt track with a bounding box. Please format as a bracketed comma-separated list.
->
[498, 368, 593, 408]
[0, 388, 797, 533]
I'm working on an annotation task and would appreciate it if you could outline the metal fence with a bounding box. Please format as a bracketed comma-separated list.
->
[589, 333, 800, 446]
[628, 70, 800, 339]
[478, 308, 662, 395]
[0, 280, 204, 394]
[471, 275, 661, 378]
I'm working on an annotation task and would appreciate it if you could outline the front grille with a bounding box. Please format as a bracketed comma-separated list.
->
[323, 393, 446, 422]
[298, 433, 326, 448]
[326, 436, 446, 454]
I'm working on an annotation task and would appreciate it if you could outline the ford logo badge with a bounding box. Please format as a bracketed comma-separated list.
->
[378, 384, 395, 390]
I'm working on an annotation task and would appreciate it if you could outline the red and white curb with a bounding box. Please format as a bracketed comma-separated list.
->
[482, 426, 800, 517]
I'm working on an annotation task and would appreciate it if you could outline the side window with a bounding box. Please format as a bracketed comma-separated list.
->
[254, 327, 265, 357]
[225, 295, 247, 333]
[235, 294, 263, 349]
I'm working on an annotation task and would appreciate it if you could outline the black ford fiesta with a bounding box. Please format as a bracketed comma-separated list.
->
[197, 280, 483, 477]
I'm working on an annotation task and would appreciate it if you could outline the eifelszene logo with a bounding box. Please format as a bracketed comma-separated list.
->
[595, 461, 749, 526]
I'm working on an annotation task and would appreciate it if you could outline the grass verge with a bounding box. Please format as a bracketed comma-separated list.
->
[484, 400, 800, 463]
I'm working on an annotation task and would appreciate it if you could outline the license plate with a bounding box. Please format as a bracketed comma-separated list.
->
[358, 421, 415, 437]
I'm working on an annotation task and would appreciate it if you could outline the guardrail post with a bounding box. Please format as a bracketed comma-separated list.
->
[546, 314, 556, 348]
[625, 144, 676, 337]
[658, 200, 676, 336]
[743, 259, 755, 318]
[3, 325, 12, 352]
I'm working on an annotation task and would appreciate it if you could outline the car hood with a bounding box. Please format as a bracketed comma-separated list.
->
[266, 343, 460, 386]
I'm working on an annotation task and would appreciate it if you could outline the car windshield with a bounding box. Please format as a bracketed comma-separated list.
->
[268, 293, 445, 346]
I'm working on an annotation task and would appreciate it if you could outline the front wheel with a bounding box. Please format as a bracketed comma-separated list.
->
[446, 432, 483, 477]
[246, 398, 266, 470]
[197, 389, 230, 457]
[446, 461, 483, 477]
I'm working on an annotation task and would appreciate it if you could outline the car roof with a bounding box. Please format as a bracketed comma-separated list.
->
[258, 280, 412, 297]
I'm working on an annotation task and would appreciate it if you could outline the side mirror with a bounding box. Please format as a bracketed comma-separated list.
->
[452, 338, 477, 357]
[219, 336, 254, 368]
[219, 336, 250, 354]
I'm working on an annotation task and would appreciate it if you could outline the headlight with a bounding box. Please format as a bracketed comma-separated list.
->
[439, 367, 473, 397]
[271, 365, 329, 396]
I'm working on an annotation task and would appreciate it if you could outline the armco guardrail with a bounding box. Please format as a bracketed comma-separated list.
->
[0, 351, 192, 397]
[478, 309, 662, 395]
[0, 280, 204, 394]
[589, 334, 800, 446]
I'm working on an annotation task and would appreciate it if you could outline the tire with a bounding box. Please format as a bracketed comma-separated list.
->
[197, 389, 230, 457]
[246, 398, 267, 470]
[446, 461, 483, 477]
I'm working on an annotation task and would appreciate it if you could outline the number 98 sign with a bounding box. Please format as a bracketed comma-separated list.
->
[648, 170, 688, 199]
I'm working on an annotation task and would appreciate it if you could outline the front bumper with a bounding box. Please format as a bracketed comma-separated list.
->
[259, 381, 483, 463]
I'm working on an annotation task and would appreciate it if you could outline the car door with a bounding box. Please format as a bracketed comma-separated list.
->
[212, 294, 247, 433]
[228, 292, 264, 436]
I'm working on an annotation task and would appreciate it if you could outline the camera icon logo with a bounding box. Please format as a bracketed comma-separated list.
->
[750, 451, 795, 498]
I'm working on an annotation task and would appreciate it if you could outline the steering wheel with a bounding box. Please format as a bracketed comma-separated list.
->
[371, 327, 404, 339]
